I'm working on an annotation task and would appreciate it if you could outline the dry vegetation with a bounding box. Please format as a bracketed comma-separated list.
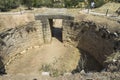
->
[0, 13, 34, 32]
[0, 2, 120, 79]
[75, 13, 120, 32]
[5, 38, 80, 75]
[94, 2, 120, 14]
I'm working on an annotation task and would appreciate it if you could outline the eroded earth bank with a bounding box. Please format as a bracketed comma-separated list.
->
[0, 12, 120, 80]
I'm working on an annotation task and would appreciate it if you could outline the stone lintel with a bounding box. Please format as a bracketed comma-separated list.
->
[35, 14, 74, 20]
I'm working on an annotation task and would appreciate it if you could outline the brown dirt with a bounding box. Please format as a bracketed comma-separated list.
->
[5, 38, 80, 74]
[0, 13, 35, 32]
[0, 7, 120, 80]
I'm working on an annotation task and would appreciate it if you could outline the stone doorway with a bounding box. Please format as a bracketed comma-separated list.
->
[49, 19, 63, 42]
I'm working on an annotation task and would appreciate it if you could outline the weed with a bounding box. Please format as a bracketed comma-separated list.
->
[105, 51, 120, 63]
[40, 64, 51, 72]
[40, 64, 65, 77]
[50, 69, 60, 77]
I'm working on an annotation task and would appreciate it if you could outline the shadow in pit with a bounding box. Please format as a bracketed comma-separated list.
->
[0, 56, 6, 75]
[72, 49, 103, 74]
[52, 27, 63, 42]
[49, 19, 63, 42]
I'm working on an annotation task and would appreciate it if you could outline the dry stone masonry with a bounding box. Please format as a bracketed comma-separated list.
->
[0, 21, 44, 73]
[0, 13, 120, 74]
[0, 14, 75, 74]
[35, 14, 74, 43]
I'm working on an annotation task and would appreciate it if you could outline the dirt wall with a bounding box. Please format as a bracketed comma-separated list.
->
[0, 21, 44, 68]
[0, 13, 35, 32]
[66, 21, 120, 67]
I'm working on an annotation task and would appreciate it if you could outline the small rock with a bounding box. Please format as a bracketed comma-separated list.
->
[113, 59, 117, 62]
[64, 72, 72, 76]
[80, 70, 86, 75]
[41, 72, 50, 76]
[20, 50, 26, 54]
[34, 46, 39, 48]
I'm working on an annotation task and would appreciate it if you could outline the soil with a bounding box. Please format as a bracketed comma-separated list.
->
[0, 5, 120, 79]
[5, 38, 80, 75]
[0, 13, 34, 32]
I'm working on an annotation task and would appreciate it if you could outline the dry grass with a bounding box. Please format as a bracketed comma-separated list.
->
[64, 7, 120, 31]
[94, 2, 120, 14]
[75, 13, 120, 32]
[0, 13, 35, 32]
[67, 8, 82, 16]
[105, 51, 120, 63]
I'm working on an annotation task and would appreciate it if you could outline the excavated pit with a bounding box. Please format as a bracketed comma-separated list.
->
[0, 16, 120, 75]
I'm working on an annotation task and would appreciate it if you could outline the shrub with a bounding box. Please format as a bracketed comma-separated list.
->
[86, 0, 106, 8]
[94, 0, 106, 8]
[40, 64, 64, 77]
[0, 0, 20, 11]
[40, 64, 51, 72]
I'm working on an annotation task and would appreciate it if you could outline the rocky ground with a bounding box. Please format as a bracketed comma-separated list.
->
[0, 2, 120, 79]
[5, 38, 80, 75]
[0, 72, 120, 80]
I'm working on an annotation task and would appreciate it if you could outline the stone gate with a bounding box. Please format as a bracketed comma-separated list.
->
[35, 14, 74, 43]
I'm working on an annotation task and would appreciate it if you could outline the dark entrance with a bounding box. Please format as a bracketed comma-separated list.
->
[49, 19, 63, 42]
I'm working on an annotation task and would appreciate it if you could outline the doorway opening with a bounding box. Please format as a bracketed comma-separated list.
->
[49, 19, 63, 42]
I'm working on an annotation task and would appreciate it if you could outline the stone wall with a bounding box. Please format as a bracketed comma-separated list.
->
[0, 14, 75, 67]
[1, 14, 119, 72]
[41, 19, 52, 43]
[62, 19, 74, 42]
[64, 21, 120, 67]
[0, 20, 44, 65]
[35, 14, 74, 43]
